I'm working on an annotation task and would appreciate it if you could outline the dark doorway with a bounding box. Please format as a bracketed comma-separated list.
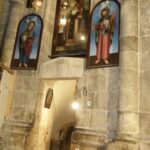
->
[50, 125, 74, 150]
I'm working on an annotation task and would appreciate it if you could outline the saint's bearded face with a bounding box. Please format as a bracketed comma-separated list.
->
[102, 10, 108, 17]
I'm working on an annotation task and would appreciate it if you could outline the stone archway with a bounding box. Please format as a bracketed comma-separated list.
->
[25, 57, 84, 150]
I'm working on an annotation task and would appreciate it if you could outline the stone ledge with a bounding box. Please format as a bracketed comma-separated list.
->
[2, 145, 22, 150]
[39, 57, 85, 79]
[71, 132, 107, 148]
[117, 132, 139, 142]
[71, 128, 140, 148]
[2, 119, 32, 135]
[74, 127, 116, 138]
[140, 135, 150, 144]
[107, 140, 139, 150]
[71, 128, 117, 148]
[3, 119, 32, 128]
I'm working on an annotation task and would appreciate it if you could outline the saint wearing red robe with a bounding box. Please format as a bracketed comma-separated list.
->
[19, 21, 35, 67]
[95, 7, 115, 64]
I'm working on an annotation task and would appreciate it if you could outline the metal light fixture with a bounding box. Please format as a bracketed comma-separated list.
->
[32, 0, 43, 10]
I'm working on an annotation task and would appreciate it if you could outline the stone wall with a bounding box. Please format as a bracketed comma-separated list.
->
[1, 0, 150, 150]
[1, 70, 40, 150]
[71, 67, 119, 149]
[0, 71, 15, 130]
[71, 0, 139, 149]
[10, 71, 40, 122]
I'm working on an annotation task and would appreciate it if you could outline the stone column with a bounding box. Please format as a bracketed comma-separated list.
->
[139, 0, 150, 150]
[113, 0, 139, 149]
[1, 0, 25, 65]
[39, 0, 57, 62]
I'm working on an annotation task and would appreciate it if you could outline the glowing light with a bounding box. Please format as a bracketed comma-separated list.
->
[106, 0, 109, 4]
[80, 35, 85, 41]
[72, 101, 80, 110]
[64, 2, 68, 6]
[32, 0, 42, 10]
[36, 0, 42, 7]
[60, 17, 67, 25]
